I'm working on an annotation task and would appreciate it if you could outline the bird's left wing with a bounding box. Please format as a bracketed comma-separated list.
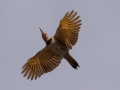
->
[54, 10, 82, 49]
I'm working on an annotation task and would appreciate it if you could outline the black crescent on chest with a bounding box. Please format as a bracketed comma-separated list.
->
[46, 38, 52, 45]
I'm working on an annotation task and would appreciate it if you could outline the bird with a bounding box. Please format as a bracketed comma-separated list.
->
[21, 10, 82, 80]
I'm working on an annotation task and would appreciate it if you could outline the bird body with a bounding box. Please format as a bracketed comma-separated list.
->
[21, 10, 82, 80]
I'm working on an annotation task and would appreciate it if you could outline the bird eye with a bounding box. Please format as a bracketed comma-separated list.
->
[45, 33, 47, 36]
[45, 34, 46, 36]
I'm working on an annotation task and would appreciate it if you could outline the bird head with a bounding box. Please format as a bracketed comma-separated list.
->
[39, 27, 51, 44]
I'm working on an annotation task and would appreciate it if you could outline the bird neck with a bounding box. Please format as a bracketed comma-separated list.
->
[46, 38, 52, 45]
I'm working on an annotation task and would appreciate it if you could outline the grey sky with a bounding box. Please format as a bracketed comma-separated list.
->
[0, 0, 120, 90]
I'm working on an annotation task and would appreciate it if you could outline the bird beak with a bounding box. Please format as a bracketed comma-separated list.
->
[39, 27, 43, 33]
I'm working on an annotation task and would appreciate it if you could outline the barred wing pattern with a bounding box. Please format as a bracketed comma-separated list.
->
[21, 42, 65, 80]
[54, 10, 82, 49]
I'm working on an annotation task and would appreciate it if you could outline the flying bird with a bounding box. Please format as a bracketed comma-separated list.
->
[21, 10, 82, 80]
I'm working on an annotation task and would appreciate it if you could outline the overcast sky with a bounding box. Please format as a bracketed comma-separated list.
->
[0, 0, 120, 90]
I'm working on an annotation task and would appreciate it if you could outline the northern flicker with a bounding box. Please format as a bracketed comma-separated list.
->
[21, 10, 82, 80]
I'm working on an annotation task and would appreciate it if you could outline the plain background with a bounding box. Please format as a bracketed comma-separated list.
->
[0, 0, 120, 90]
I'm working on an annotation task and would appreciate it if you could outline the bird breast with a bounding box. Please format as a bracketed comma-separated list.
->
[47, 37, 65, 56]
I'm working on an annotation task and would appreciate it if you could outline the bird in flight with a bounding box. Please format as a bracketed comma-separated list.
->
[21, 10, 82, 80]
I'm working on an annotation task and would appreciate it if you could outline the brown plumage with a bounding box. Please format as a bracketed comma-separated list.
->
[21, 10, 82, 80]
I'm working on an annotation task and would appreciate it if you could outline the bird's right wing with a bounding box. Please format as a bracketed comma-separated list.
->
[21, 41, 65, 80]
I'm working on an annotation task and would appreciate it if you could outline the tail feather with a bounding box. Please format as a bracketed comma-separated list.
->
[64, 52, 80, 69]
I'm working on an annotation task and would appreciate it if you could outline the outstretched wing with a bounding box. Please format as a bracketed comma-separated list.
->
[21, 42, 65, 80]
[54, 10, 82, 49]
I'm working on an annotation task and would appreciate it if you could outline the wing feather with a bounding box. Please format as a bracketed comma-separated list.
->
[54, 10, 82, 49]
[21, 40, 65, 80]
